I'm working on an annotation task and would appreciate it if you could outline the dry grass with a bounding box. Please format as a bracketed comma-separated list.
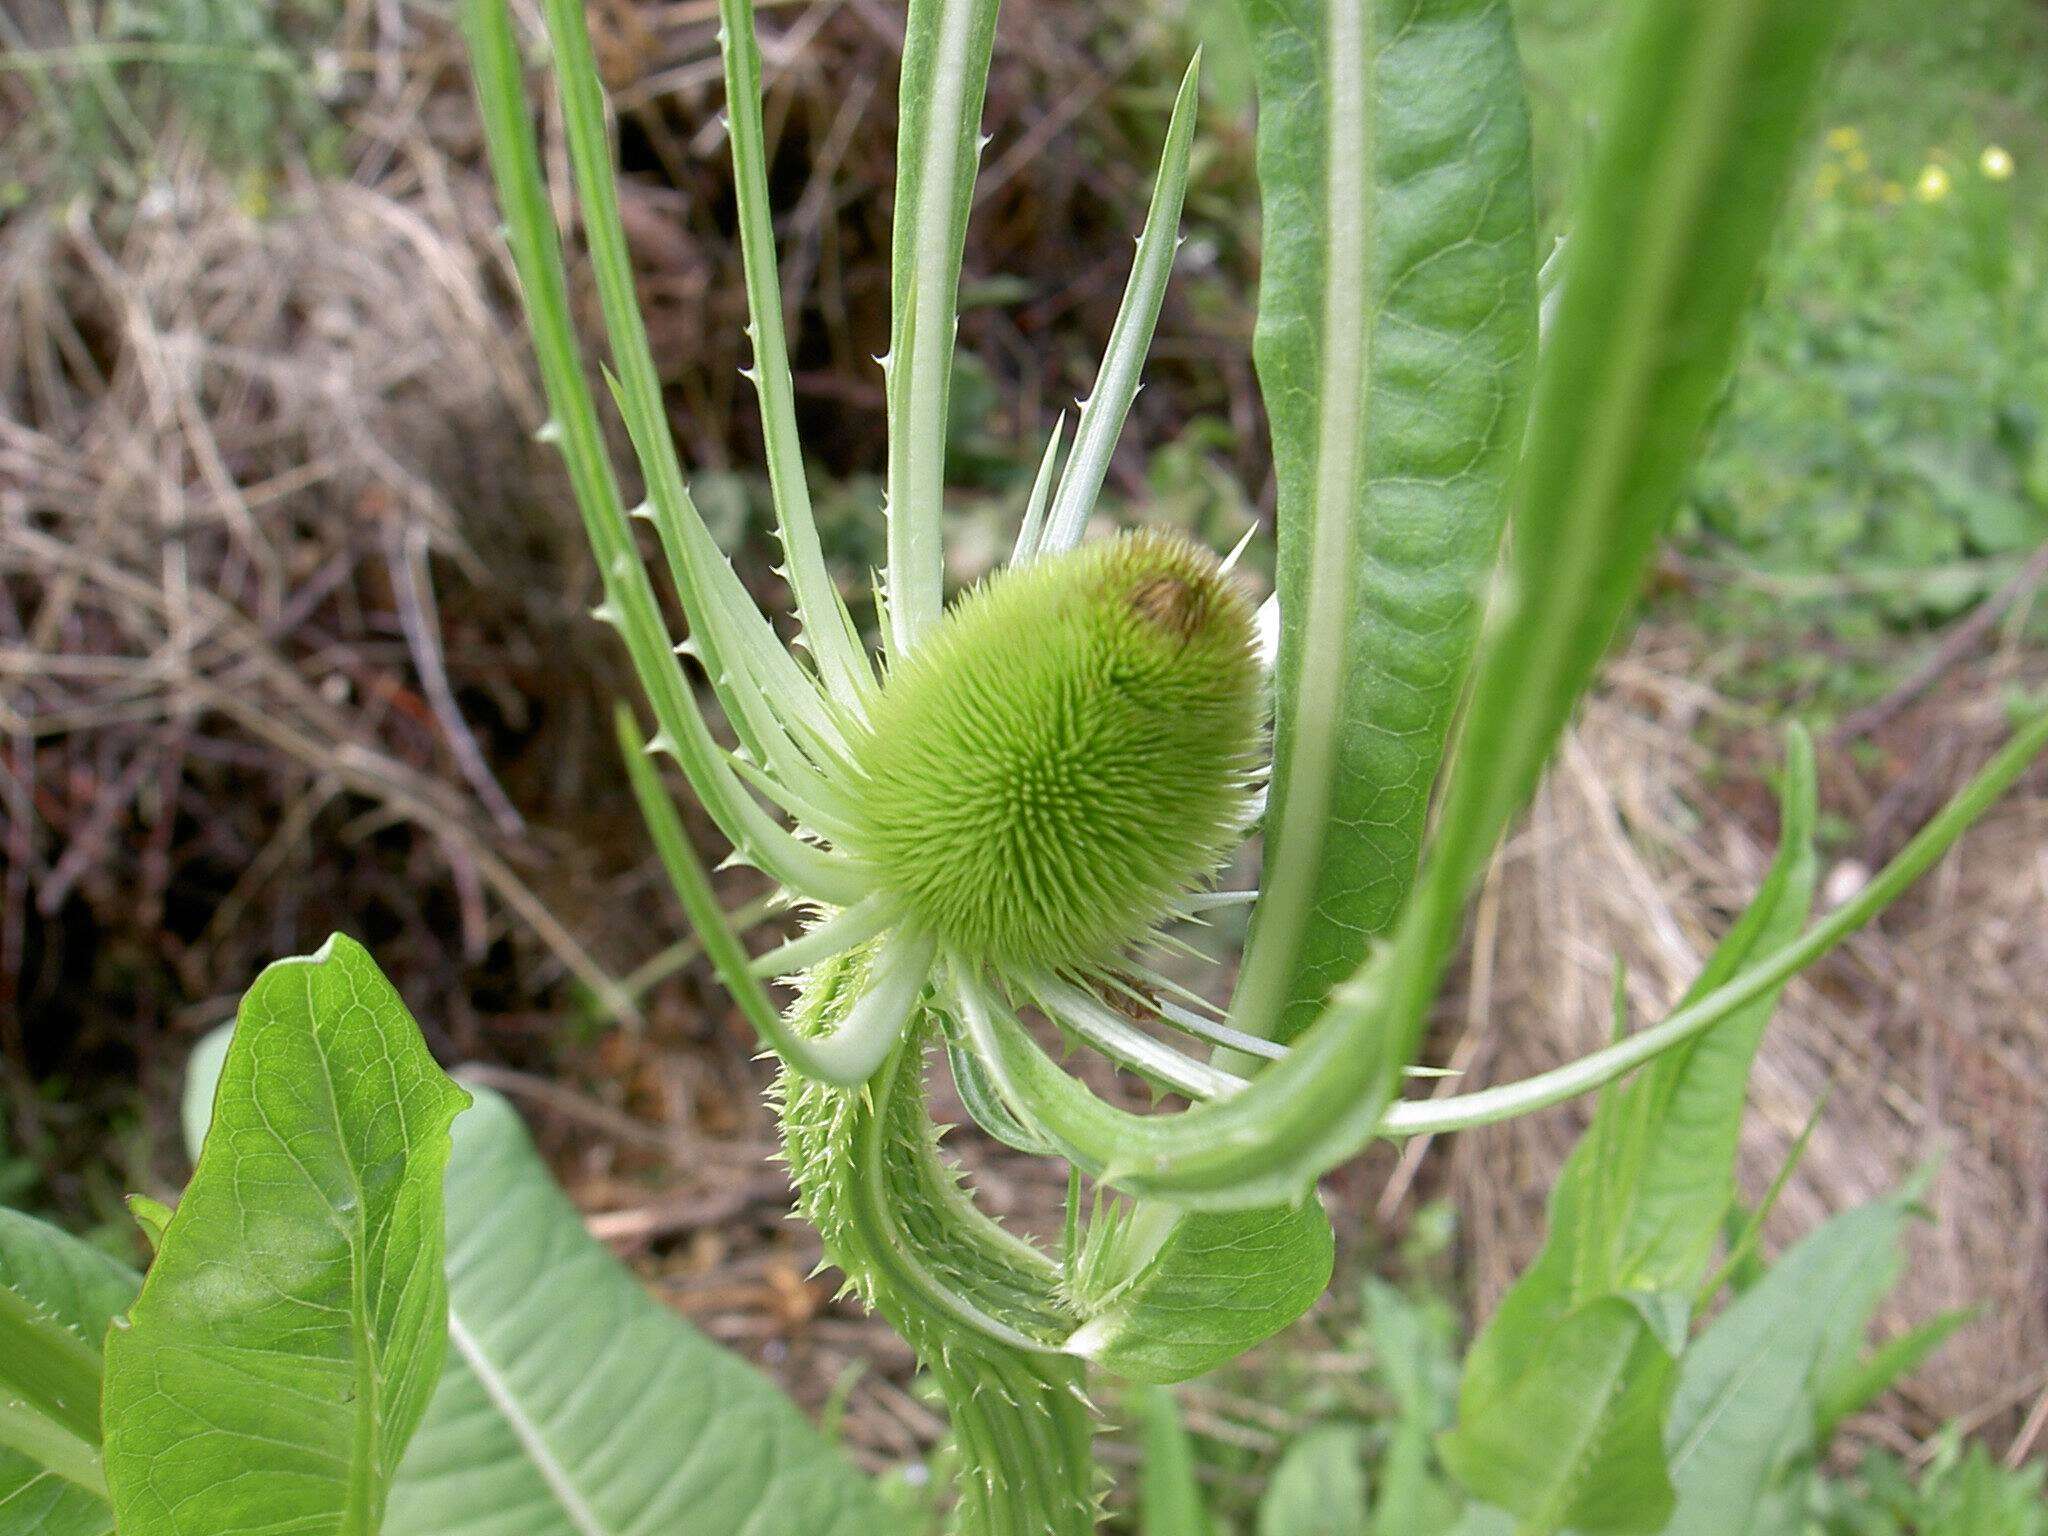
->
[0, 119, 651, 1189]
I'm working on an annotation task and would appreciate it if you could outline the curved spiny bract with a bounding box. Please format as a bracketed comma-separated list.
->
[843, 530, 1263, 976]
[778, 950, 1099, 1535]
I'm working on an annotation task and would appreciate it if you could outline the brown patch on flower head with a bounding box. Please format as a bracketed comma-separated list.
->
[1127, 573, 1205, 641]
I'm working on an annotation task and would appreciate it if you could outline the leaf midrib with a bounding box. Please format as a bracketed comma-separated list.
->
[445, 1311, 611, 1536]
[300, 968, 383, 1536]
[1233, 0, 1376, 1031]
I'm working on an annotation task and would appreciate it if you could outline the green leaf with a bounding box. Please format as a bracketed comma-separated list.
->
[1812, 1306, 1973, 1443]
[0, 1207, 139, 1501]
[1132, 1386, 1213, 1536]
[1258, 1425, 1369, 1536]
[0, 1457, 112, 1536]
[1663, 1183, 1925, 1536]
[1594, 732, 1819, 1294]
[1063, 1200, 1333, 1384]
[385, 1087, 886, 1536]
[102, 935, 470, 1536]
[1440, 1296, 1677, 1536]
[1362, 1281, 1460, 1536]
[1441, 734, 1818, 1536]
[1233, 0, 1538, 1044]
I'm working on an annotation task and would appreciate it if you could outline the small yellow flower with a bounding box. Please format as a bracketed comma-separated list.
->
[1825, 125, 1862, 152]
[1879, 181, 1905, 205]
[1915, 164, 1952, 202]
[1980, 145, 2015, 181]
[1844, 145, 1870, 174]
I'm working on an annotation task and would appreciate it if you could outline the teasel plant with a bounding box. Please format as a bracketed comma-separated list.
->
[462, 0, 2048, 1530]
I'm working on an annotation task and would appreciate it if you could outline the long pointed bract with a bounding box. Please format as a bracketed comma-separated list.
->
[1034, 55, 1205, 558]
[465, 0, 860, 907]
[883, 0, 1002, 654]
[715, 0, 876, 712]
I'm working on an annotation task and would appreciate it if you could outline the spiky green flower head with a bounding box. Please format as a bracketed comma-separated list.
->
[844, 528, 1263, 975]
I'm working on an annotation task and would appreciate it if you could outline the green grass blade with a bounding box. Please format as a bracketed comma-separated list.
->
[462, 0, 862, 906]
[1231, 0, 1538, 1045]
[1132, 1387, 1214, 1536]
[1034, 54, 1204, 557]
[882, 0, 1001, 654]
[1812, 1306, 1974, 1444]
[714, 0, 874, 712]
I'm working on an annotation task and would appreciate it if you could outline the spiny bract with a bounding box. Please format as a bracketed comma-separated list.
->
[844, 528, 1262, 974]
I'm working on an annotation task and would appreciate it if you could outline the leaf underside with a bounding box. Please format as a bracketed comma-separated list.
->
[385, 1088, 886, 1536]
[1236, 0, 1538, 1044]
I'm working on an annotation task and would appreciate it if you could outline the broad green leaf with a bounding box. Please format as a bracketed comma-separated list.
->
[1440, 735, 1817, 1534]
[180, 1032, 884, 1536]
[882, 0, 1000, 653]
[103, 935, 469, 1536]
[1440, 1296, 1677, 1536]
[0, 1207, 139, 1503]
[1132, 1386, 1213, 1536]
[385, 1088, 886, 1536]
[1257, 1425, 1368, 1536]
[1233, 0, 1539, 1044]
[1064, 1199, 1333, 1384]
[1662, 1182, 1925, 1536]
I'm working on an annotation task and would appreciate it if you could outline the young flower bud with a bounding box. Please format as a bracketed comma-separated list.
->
[845, 529, 1263, 974]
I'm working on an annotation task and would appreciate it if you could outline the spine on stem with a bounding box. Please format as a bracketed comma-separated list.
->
[776, 948, 1100, 1535]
